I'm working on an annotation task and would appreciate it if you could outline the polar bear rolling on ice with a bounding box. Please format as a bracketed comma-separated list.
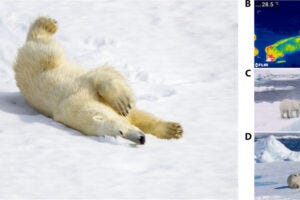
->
[14, 17, 183, 144]
[280, 99, 300, 119]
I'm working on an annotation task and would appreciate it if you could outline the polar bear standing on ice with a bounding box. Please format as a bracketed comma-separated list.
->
[280, 99, 300, 119]
[287, 173, 300, 189]
[13, 17, 183, 144]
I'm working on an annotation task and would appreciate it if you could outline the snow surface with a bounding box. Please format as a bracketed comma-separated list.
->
[0, 0, 237, 199]
[255, 101, 300, 132]
[255, 135, 300, 200]
[255, 161, 300, 200]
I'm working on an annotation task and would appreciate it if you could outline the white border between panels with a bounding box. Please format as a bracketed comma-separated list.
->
[238, 0, 254, 199]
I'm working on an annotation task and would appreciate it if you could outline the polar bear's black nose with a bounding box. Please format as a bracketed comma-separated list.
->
[139, 135, 145, 145]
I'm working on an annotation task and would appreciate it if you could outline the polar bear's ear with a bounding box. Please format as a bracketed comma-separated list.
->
[93, 115, 103, 122]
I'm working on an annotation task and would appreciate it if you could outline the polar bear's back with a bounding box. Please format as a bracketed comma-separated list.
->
[280, 99, 300, 111]
[14, 40, 86, 116]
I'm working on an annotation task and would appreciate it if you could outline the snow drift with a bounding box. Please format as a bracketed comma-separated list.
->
[255, 135, 300, 163]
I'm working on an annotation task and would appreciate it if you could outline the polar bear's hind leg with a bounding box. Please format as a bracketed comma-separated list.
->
[288, 110, 291, 118]
[23, 17, 65, 71]
[127, 109, 183, 139]
[27, 17, 58, 41]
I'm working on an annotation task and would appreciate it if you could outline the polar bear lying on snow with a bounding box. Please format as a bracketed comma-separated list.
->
[287, 173, 300, 189]
[13, 17, 183, 144]
[280, 99, 300, 119]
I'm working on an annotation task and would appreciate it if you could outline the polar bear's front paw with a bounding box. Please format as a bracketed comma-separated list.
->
[156, 122, 183, 139]
[100, 82, 135, 116]
[112, 96, 134, 116]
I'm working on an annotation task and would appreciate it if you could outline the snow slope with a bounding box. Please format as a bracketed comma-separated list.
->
[0, 1, 237, 199]
[255, 135, 300, 162]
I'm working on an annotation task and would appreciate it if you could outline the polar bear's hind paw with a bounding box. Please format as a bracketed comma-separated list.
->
[39, 17, 57, 34]
[165, 122, 183, 139]
[31, 17, 58, 35]
[155, 122, 183, 139]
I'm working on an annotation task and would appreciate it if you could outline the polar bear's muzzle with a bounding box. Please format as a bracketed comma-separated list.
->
[121, 130, 145, 145]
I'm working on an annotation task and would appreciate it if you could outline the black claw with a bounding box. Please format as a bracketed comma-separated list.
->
[116, 101, 123, 114]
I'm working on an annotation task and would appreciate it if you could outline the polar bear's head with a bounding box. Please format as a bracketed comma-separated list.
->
[119, 128, 145, 145]
[93, 116, 145, 145]
[265, 45, 284, 62]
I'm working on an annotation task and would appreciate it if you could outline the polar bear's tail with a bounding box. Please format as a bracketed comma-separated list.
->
[26, 17, 58, 41]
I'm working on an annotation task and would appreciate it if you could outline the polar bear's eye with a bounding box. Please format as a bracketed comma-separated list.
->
[119, 130, 124, 136]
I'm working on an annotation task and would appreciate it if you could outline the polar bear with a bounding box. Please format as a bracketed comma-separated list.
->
[279, 99, 300, 119]
[13, 17, 183, 144]
[287, 173, 300, 189]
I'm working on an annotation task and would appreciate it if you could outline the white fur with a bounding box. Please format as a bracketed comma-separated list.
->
[287, 173, 300, 189]
[280, 99, 300, 119]
[13, 17, 183, 144]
